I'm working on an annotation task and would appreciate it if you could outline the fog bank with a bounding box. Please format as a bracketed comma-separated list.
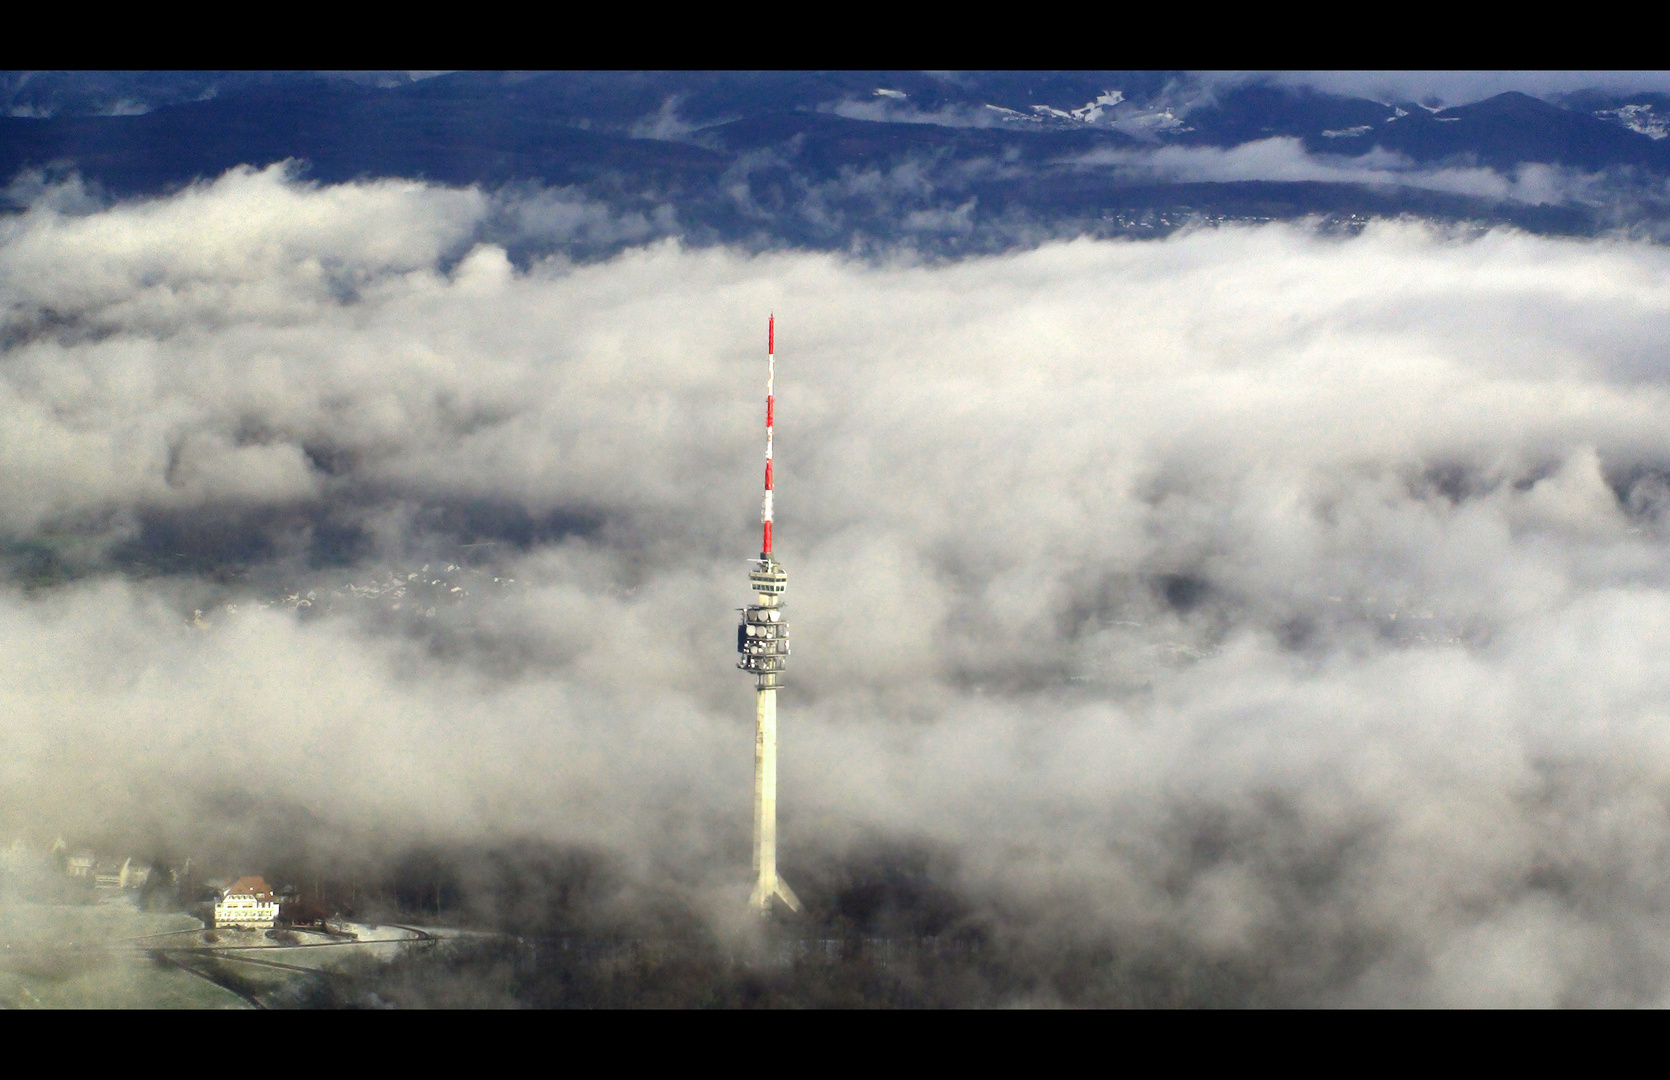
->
[7, 166, 1670, 1004]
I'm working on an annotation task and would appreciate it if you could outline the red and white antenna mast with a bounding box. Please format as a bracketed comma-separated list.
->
[763, 313, 775, 556]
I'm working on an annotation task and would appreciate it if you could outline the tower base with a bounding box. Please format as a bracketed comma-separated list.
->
[749, 876, 803, 914]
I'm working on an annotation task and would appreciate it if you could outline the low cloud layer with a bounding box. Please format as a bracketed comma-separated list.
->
[8, 166, 1670, 1003]
[1069, 136, 1646, 208]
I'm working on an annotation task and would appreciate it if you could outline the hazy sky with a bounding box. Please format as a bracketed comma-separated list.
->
[8, 165, 1670, 1002]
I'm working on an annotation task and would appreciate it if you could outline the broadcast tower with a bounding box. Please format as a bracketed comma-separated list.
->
[738, 315, 801, 914]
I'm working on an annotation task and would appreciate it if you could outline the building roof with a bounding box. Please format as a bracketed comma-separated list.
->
[222, 876, 275, 900]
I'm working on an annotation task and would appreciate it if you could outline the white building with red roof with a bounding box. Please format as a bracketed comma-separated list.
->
[214, 875, 279, 928]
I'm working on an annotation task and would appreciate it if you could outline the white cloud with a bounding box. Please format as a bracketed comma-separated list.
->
[828, 98, 1011, 129]
[1069, 136, 1619, 206]
[6, 168, 1670, 1001]
[628, 95, 701, 141]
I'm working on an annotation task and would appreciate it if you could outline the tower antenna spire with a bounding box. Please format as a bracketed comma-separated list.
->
[738, 314, 800, 914]
[763, 313, 774, 556]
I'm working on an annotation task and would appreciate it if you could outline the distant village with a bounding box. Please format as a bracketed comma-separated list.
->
[211, 559, 518, 624]
[1, 838, 311, 931]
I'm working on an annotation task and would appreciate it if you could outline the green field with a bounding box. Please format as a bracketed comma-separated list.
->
[0, 903, 250, 1009]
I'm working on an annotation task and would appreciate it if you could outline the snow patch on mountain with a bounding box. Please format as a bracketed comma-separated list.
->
[1070, 90, 1125, 123]
[983, 104, 1043, 124]
[1596, 104, 1670, 140]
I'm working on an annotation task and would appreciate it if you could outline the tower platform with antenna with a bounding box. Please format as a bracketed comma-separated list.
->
[738, 314, 801, 914]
